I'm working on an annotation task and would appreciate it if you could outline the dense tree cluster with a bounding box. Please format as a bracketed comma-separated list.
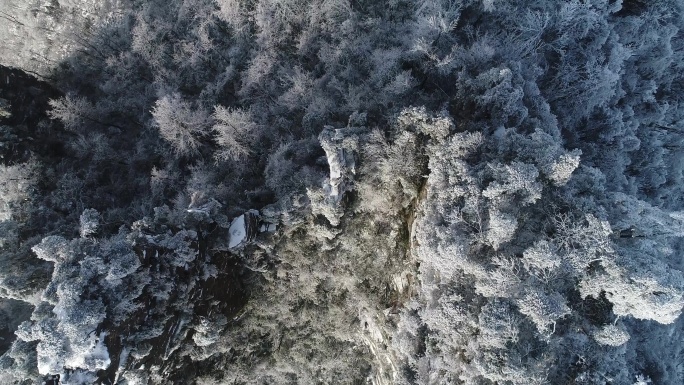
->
[1, 0, 684, 384]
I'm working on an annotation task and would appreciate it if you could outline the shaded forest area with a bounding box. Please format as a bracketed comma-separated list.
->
[1, 0, 684, 384]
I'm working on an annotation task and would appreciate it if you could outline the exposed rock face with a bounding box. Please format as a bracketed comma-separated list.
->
[227, 209, 279, 250]
[308, 127, 358, 227]
[319, 126, 356, 203]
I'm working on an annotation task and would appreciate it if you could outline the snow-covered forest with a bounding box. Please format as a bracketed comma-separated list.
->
[1, 0, 684, 384]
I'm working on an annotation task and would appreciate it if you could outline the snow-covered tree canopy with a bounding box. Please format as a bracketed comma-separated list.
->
[1, 0, 684, 384]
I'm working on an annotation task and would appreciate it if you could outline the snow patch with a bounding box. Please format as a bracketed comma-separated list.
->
[358, 308, 398, 385]
[65, 331, 111, 373]
[62, 370, 97, 385]
[114, 345, 131, 384]
[228, 214, 246, 248]
[228, 210, 261, 248]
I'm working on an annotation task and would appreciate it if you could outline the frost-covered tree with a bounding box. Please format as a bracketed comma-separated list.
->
[79, 208, 100, 238]
[212, 106, 257, 162]
[580, 253, 684, 325]
[2, 0, 684, 383]
[593, 323, 630, 347]
[151, 93, 211, 155]
[48, 96, 95, 132]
